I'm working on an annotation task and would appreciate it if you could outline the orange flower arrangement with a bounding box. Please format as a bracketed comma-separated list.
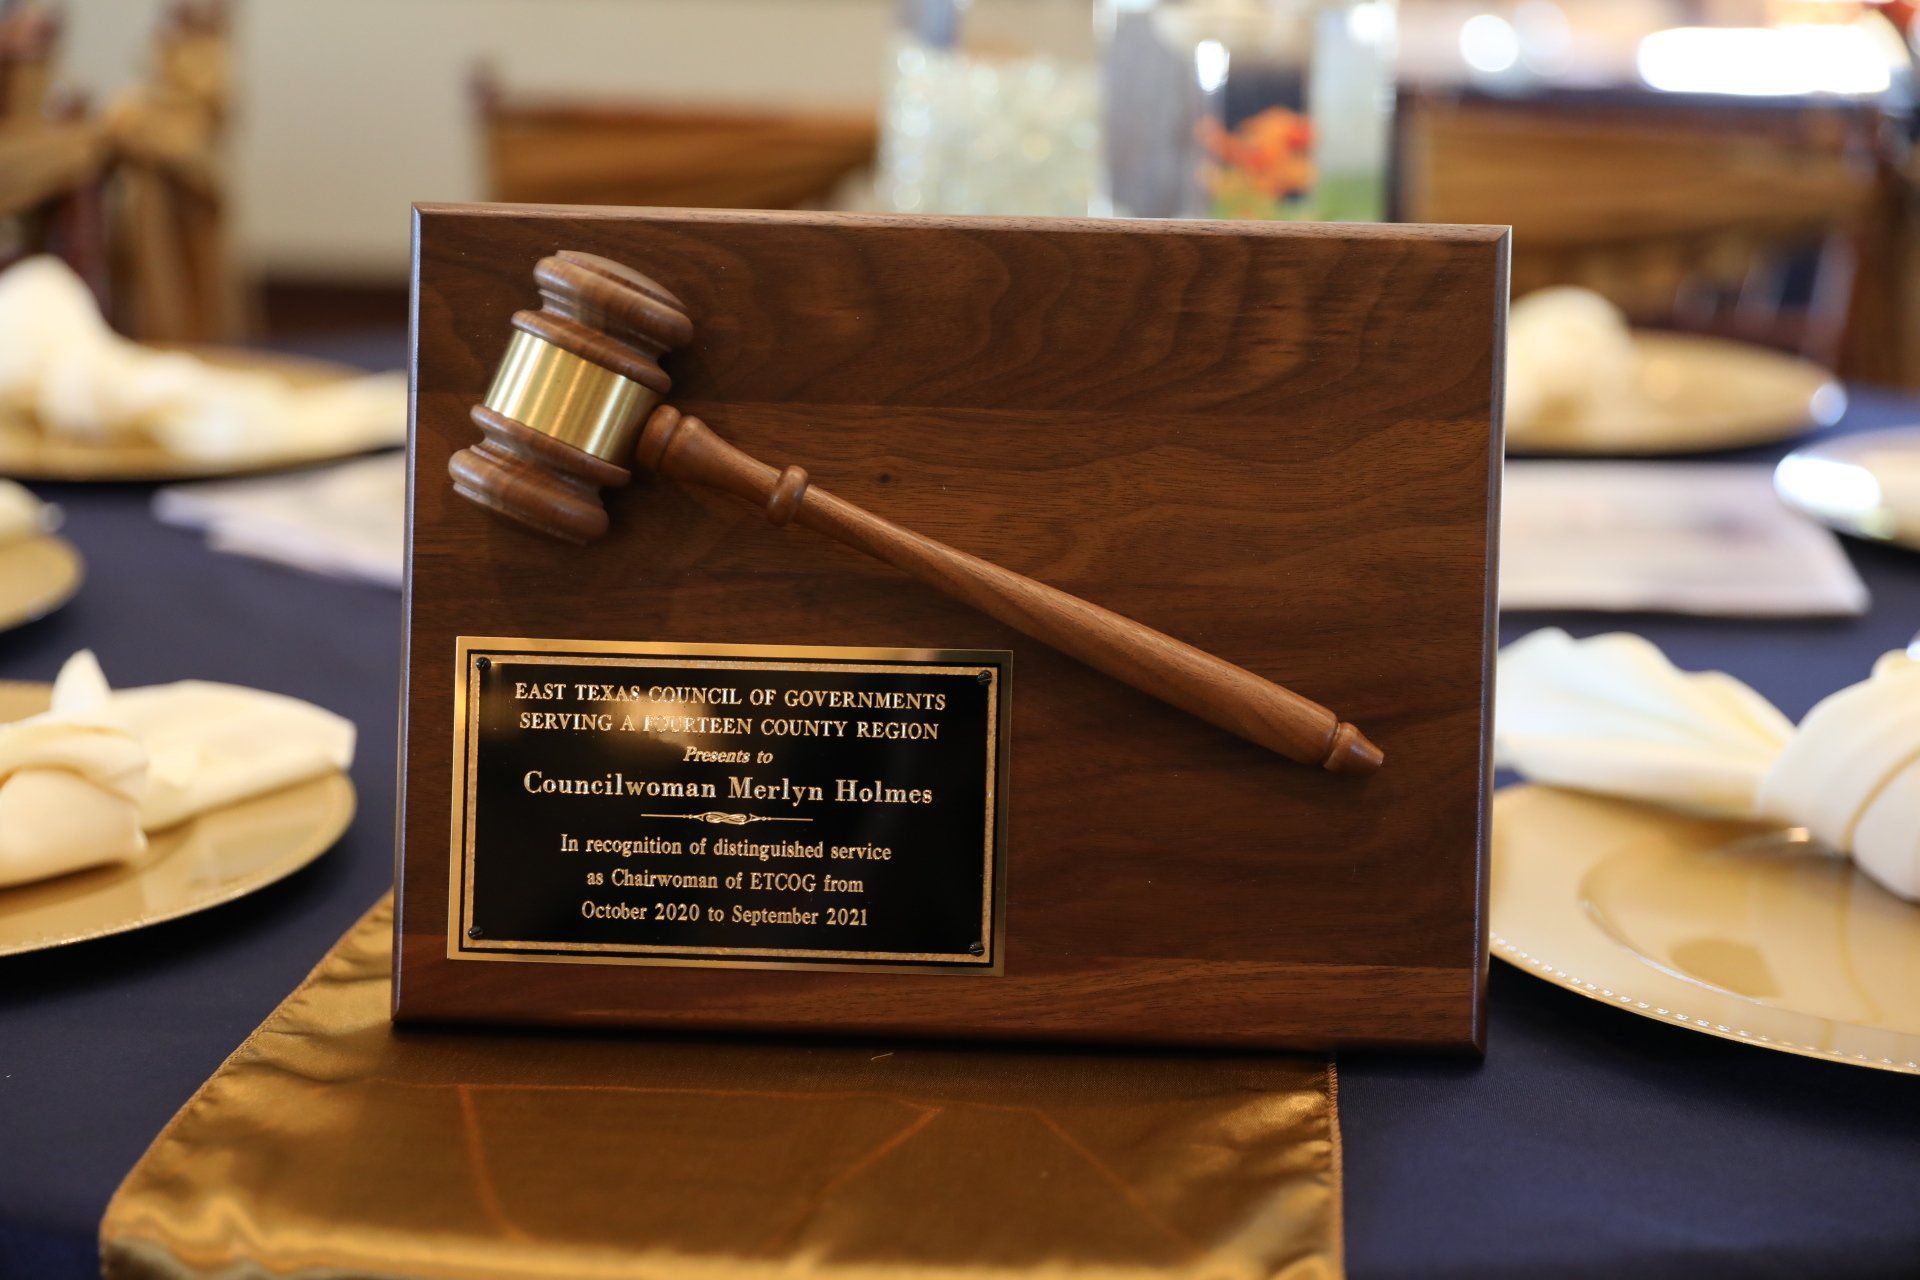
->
[1199, 107, 1316, 220]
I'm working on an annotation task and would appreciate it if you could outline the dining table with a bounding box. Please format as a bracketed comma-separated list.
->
[1, 327, 1917, 1280]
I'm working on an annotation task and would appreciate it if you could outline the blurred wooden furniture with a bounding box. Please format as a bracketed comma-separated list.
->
[0, 1, 55, 118]
[105, 0, 239, 344]
[0, 5, 109, 301]
[1860, 127, 1920, 391]
[473, 66, 877, 211]
[1402, 93, 1920, 386]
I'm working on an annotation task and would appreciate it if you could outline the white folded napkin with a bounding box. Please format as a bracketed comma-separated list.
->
[153, 454, 404, 589]
[1497, 628, 1920, 902]
[1505, 286, 1641, 446]
[0, 651, 355, 889]
[0, 652, 148, 889]
[0, 478, 57, 546]
[0, 256, 405, 463]
[1756, 652, 1920, 904]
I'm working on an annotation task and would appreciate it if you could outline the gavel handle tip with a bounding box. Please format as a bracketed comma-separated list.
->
[1322, 722, 1385, 775]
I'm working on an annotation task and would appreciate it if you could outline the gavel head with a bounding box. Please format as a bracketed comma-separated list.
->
[447, 251, 694, 543]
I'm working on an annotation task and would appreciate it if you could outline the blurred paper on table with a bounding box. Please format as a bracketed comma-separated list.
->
[1502, 463, 1868, 617]
[154, 455, 403, 589]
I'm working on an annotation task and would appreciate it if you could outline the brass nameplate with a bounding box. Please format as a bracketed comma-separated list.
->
[449, 638, 1010, 973]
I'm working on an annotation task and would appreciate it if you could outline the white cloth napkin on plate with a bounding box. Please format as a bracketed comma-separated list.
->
[153, 454, 404, 589]
[0, 652, 148, 889]
[0, 478, 57, 545]
[0, 256, 405, 463]
[1497, 628, 1920, 902]
[1505, 287, 1641, 446]
[0, 651, 355, 889]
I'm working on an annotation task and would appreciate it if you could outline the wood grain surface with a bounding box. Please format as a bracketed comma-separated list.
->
[397, 204, 1507, 1051]
[632, 402, 1383, 773]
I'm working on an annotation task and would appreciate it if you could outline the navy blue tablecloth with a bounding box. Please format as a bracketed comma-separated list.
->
[0, 337, 1916, 1279]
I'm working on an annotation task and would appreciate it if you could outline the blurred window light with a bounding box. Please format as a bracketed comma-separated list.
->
[1512, 0, 1572, 74]
[1346, 0, 1395, 47]
[1460, 13, 1521, 74]
[1194, 38, 1230, 93]
[1637, 24, 1895, 96]
[1774, 454, 1887, 534]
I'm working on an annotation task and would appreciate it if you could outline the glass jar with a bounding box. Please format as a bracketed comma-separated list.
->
[877, 0, 1102, 216]
[1097, 0, 1397, 221]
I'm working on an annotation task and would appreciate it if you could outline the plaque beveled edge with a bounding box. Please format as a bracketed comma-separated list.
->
[446, 635, 1012, 976]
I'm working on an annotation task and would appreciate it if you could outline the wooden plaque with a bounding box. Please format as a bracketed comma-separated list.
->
[396, 204, 1507, 1052]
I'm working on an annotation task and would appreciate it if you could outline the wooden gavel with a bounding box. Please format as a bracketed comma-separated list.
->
[448, 252, 1383, 775]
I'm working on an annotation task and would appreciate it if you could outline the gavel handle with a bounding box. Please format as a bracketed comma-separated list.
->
[637, 408, 1383, 774]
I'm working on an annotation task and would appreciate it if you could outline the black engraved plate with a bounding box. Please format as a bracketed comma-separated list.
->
[449, 638, 1010, 972]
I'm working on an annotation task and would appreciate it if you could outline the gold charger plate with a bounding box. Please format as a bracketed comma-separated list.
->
[1492, 785, 1920, 1074]
[1506, 331, 1846, 456]
[0, 347, 373, 482]
[0, 533, 82, 631]
[0, 682, 355, 956]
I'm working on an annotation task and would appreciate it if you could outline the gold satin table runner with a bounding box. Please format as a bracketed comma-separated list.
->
[101, 897, 1344, 1280]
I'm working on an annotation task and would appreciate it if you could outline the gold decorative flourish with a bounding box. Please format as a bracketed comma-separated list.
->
[641, 811, 811, 826]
